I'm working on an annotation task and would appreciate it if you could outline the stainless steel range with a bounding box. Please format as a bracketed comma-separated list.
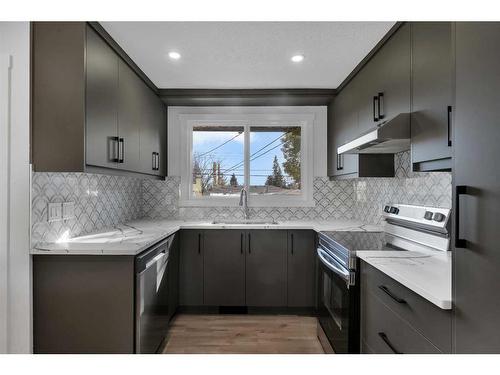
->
[316, 204, 451, 354]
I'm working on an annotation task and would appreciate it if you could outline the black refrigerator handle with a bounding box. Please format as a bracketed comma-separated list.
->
[447, 106, 452, 147]
[455, 185, 468, 248]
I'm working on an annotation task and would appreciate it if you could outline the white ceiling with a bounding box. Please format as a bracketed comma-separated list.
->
[101, 22, 395, 89]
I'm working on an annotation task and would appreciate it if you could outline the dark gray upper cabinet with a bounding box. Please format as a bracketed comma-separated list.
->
[245, 230, 287, 307]
[85, 26, 119, 169]
[31, 22, 166, 177]
[203, 230, 246, 306]
[140, 84, 167, 176]
[355, 55, 382, 133]
[411, 22, 453, 171]
[287, 230, 316, 308]
[327, 23, 410, 179]
[179, 230, 204, 306]
[371, 23, 411, 128]
[355, 23, 411, 134]
[454, 22, 500, 353]
[328, 82, 359, 177]
[117, 59, 142, 172]
[32, 22, 87, 172]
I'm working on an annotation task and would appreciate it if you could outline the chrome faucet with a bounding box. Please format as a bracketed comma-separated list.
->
[239, 187, 249, 220]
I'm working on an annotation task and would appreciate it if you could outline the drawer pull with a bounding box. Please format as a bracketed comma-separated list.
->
[378, 332, 403, 354]
[378, 285, 407, 304]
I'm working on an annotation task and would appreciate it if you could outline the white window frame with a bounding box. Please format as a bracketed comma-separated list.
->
[179, 112, 314, 207]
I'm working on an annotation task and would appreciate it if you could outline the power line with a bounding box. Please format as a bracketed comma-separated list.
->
[195, 131, 243, 157]
[220, 130, 294, 174]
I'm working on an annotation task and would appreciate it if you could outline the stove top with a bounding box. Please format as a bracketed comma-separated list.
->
[318, 231, 397, 270]
[320, 231, 388, 252]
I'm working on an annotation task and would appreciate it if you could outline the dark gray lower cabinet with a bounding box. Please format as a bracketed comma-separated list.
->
[453, 22, 500, 353]
[361, 261, 451, 354]
[180, 229, 315, 308]
[203, 230, 246, 306]
[362, 287, 440, 354]
[33, 234, 180, 354]
[246, 230, 287, 307]
[33, 255, 135, 353]
[168, 234, 180, 317]
[179, 230, 204, 306]
[287, 230, 316, 307]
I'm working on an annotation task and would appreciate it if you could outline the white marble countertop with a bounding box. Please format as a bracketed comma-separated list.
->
[32, 218, 381, 256]
[357, 250, 452, 310]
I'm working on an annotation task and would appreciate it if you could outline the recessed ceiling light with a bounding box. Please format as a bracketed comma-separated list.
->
[168, 51, 181, 60]
[291, 54, 305, 63]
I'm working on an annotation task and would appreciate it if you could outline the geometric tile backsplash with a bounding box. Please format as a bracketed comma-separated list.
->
[31, 172, 142, 246]
[31, 151, 452, 246]
[352, 152, 452, 224]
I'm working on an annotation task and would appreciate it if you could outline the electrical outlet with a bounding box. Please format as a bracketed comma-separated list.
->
[47, 202, 63, 222]
[62, 201, 75, 220]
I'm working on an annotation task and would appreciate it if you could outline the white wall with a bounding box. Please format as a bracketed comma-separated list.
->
[167, 106, 328, 177]
[0, 22, 32, 353]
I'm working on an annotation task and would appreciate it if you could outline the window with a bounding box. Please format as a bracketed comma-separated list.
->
[249, 126, 301, 196]
[178, 111, 315, 207]
[192, 126, 244, 198]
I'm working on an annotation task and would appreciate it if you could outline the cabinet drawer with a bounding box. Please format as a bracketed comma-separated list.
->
[361, 261, 451, 352]
[361, 289, 440, 354]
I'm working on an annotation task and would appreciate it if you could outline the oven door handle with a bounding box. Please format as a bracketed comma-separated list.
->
[317, 248, 351, 284]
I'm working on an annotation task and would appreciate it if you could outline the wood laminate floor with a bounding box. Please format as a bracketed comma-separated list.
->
[163, 314, 325, 354]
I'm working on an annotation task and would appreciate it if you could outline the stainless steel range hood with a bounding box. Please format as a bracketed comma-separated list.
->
[337, 113, 410, 154]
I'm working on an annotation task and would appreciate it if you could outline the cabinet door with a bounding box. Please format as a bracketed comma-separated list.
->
[179, 230, 204, 306]
[329, 83, 359, 177]
[168, 234, 180, 318]
[374, 23, 411, 126]
[356, 59, 381, 133]
[139, 87, 166, 176]
[156, 99, 167, 176]
[85, 26, 119, 169]
[411, 22, 453, 165]
[287, 230, 316, 307]
[356, 23, 410, 134]
[454, 22, 500, 353]
[246, 230, 287, 307]
[117, 60, 141, 172]
[203, 230, 246, 306]
[139, 85, 157, 175]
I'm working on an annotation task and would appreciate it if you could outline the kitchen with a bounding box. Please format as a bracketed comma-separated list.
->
[1, 2, 500, 371]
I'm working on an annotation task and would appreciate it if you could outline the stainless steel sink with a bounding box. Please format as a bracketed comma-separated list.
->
[211, 219, 279, 225]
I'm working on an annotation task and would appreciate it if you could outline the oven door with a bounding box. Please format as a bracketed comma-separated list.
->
[317, 247, 358, 353]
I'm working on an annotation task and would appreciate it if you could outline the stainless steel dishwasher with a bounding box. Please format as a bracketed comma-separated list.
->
[135, 237, 171, 353]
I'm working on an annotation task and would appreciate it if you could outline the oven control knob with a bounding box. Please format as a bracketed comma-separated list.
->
[424, 211, 434, 220]
[389, 206, 399, 214]
[384, 205, 391, 213]
[433, 213, 446, 222]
